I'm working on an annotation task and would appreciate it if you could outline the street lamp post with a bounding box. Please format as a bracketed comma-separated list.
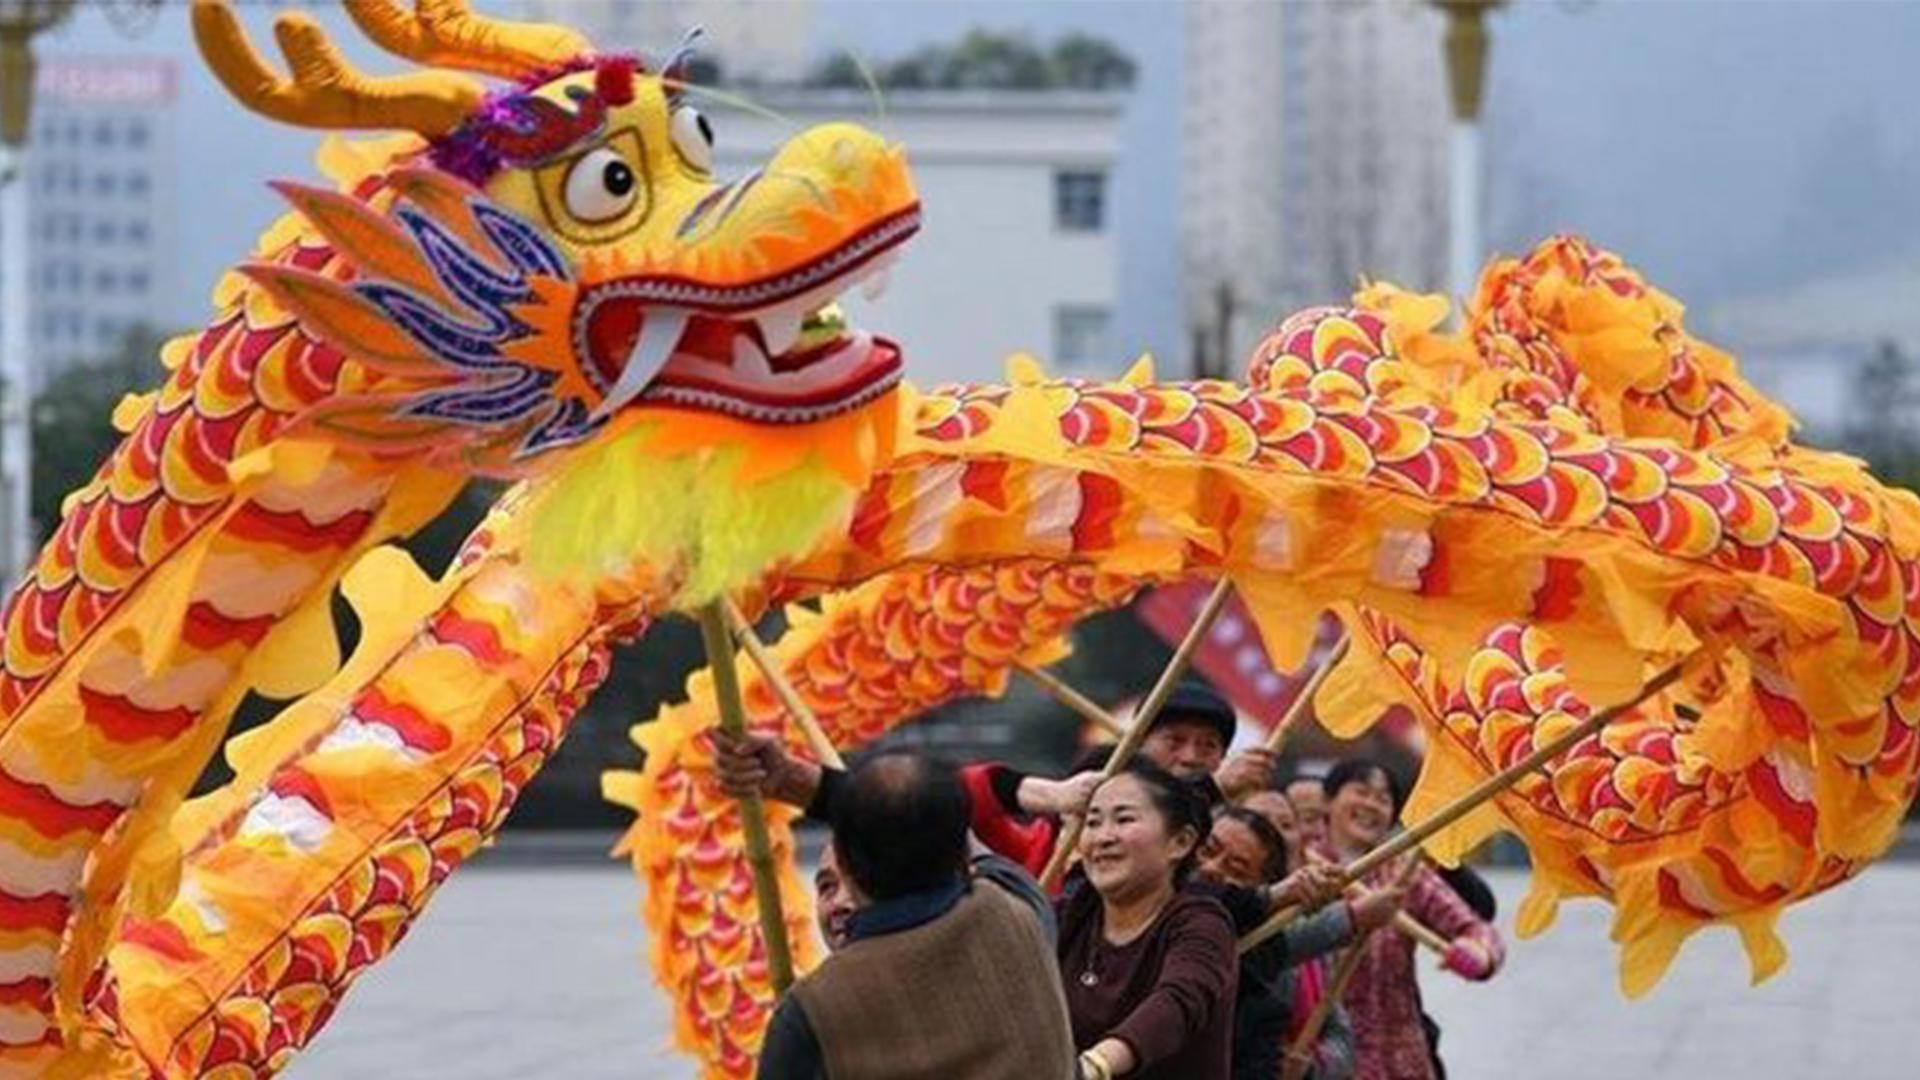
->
[1433, 0, 1503, 312]
[0, 1, 73, 585]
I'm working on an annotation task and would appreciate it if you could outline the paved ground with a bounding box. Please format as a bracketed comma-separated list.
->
[290, 858, 1920, 1079]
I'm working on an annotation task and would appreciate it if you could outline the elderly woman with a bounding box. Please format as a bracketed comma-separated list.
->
[1318, 760, 1504, 1080]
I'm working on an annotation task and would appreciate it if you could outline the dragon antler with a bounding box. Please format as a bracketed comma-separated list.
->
[192, 0, 483, 136]
[347, 0, 591, 81]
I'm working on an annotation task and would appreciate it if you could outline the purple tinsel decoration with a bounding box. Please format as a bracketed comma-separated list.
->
[428, 53, 645, 187]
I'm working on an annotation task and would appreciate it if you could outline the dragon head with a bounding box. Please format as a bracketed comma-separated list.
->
[195, 0, 919, 469]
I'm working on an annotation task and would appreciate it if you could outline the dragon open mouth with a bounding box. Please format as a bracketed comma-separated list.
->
[573, 205, 921, 424]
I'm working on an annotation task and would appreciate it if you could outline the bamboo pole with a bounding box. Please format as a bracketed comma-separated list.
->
[1240, 651, 1694, 954]
[1393, 908, 1450, 955]
[722, 600, 846, 770]
[1279, 855, 1426, 1080]
[1039, 577, 1237, 890]
[1263, 633, 1350, 753]
[696, 600, 796, 993]
[1017, 660, 1129, 739]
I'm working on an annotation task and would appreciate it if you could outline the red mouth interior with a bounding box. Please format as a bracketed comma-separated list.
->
[582, 296, 902, 414]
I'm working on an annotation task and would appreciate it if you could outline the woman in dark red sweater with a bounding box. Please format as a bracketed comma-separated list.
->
[1059, 761, 1237, 1080]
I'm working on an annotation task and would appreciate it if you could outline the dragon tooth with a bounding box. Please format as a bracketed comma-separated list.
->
[733, 333, 776, 379]
[591, 309, 689, 421]
[755, 305, 805, 356]
[861, 265, 892, 302]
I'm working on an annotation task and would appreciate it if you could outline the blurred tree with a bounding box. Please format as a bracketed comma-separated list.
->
[807, 50, 868, 89]
[940, 30, 1051, 90]
[1050, 33, 1138, 90]
[29, 325, 166, 544]
[682, 53, 723, 88]
[1841, 339, 1920, 487]
[805, 29, 1135, 92]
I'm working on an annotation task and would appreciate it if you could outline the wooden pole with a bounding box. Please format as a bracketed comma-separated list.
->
[1263, 632, 1351, 754]
[1393, 909, 1450, 955]
[1017, 660, 1128, 739]
[1039, 577, 1237, 890]
[1278, 855, 1426, 1080]
[696, 600, 797, 993]
[1240, 651, 1694, 954]
[722, 600, 846, 770]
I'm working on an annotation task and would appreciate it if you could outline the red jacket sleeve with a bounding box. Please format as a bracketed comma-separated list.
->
[958, 763, 1056, 878]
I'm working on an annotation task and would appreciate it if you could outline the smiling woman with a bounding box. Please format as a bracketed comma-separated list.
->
[1319, 758, 1504, 1080]
[1061, 762, 1238, 1080]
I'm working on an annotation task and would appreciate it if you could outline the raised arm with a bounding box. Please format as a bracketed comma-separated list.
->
[1407, 863, 1505, 981]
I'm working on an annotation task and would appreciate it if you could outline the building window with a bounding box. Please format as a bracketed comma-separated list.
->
[96, 269, 119, 294]
[94, 221, 118, 244]
[94, 173, 117, 196]
[1053, 305, 1113, 372]
[127, 268, 150, 294]
[1054, 169, 1106, 232]
[126, 171, 150, 196]
[126, 119, 150, 149]
[127, 220, 150, 243]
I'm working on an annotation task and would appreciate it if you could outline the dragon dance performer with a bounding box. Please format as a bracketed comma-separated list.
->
[1317, 761, 1504, 1080]
[716, 731, 1381, 1078]
[959, 682, 1274, 876]
[753, 752, 1077, 1080]
[1238, 788, 1362, 1079]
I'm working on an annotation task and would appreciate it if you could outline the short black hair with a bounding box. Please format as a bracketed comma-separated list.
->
[1100, 758, 1215, 885]
[1321, 758, 1402, 815]
[1214, 804, 1289, 882]
[830, 752, 971, 902]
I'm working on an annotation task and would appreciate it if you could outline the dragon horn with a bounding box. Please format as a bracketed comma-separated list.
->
[346, 0, 592, 81]
[193, 0, 483, 137]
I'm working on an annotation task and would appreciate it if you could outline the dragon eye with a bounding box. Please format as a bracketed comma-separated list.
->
[563, 146, 640, 222]
[670, 106, 714, 173]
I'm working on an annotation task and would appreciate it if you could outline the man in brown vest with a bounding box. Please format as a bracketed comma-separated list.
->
[754, 751, 1078, 1080]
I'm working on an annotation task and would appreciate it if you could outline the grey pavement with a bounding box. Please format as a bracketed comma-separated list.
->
[290, 861, 1920, 1079]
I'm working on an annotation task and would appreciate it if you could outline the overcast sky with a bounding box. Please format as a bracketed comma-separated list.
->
[35, 0, 1920, 366]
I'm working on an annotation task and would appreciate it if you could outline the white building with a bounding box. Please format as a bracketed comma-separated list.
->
[513, 0, 816, 83]
[709, 87, 1126, 384]
[1184, 0, 1450, 371]
[24, 56, 179, 374]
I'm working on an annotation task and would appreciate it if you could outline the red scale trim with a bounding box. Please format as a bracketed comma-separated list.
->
[79, 686, 198, 743]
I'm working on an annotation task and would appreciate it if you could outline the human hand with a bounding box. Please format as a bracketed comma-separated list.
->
[1214, 746, 1278, 800]
[1020, 770, 1102, 817]
[710, 729, 821, 808]
[1441, 938, 1495, 981]
[1272, 862, 1345, 911]
[1347, 861, 1414, 932]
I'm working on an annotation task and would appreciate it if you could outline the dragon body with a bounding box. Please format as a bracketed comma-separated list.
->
[2, 3, 1915, 1079]
[0, 0, 920, 1073]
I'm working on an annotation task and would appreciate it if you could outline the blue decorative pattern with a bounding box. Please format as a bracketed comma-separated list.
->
[355, 193, 602, 458]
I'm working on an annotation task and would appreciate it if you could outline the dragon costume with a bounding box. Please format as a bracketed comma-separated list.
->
[0, 3, 1914, 1078]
